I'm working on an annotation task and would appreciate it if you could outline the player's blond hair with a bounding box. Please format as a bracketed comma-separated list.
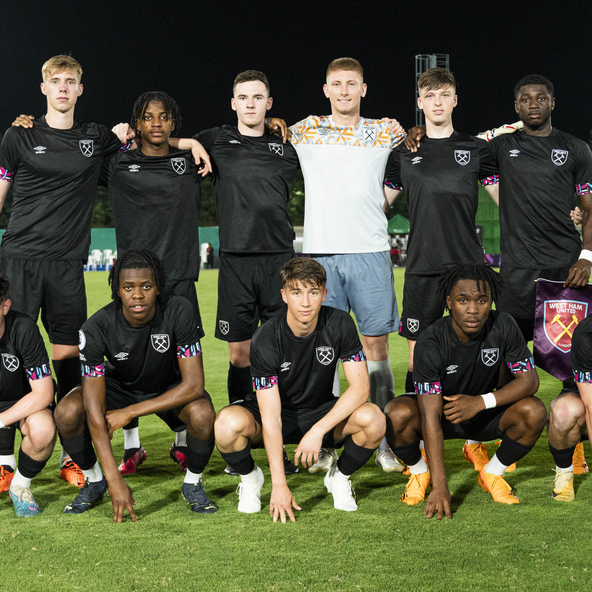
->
[42, 55, 83, 82]
[281, 258, 326, 290]
[418, 68, 456, 93]
[326, 58, 364, 83]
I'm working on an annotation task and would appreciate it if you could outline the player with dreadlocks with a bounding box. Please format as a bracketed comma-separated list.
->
[54, 250, 217, 521]
[384, 262, 546, 518]
[100, 91, 210, 476]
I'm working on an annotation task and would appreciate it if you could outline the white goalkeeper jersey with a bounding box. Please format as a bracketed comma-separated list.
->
[289, 116, 405, 254]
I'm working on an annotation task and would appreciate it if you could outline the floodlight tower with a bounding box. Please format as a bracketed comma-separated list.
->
[415, 54, 450, 126]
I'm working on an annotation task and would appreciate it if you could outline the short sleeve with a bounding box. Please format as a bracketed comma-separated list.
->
[172, 298, 202, 358]
[413, 333, 444, 395]
[12, 316, 51, 380]
[79, 317, 107, 377]
[488, 135, 502, 164]
[339, 315, 366, 362]
[195, 127, 220, 152]
[250, 324, 280, 390]
[572, 317, 592, 381]
[574, 141, 592, 196]
[501, 314, 535, 374]
[476, 138, 499, 186]
[384, 148, 403, 190]
[99, 152, 119, 187]
[0, 128, 21, 182]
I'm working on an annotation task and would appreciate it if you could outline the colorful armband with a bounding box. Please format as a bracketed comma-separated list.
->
[253, 376, 278, 390]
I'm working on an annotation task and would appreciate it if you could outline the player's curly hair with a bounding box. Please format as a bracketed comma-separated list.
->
[514, 75, 554, 98]
[0, 274, 10, 302]
[109, 250, 166, 305]
[131, 91, 182, 137]
[439, 262, 504, 310]
[280, 257, 326, 290]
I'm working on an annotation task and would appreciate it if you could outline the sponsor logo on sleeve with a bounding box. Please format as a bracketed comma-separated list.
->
[114, 352, 129, 361]
[280, 361, 291, 372]
[446, 364, 458, 374]
[78, 330, 86, 350]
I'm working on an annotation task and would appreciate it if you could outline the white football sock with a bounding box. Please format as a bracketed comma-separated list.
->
[11, 468, 32, 489]
[123, 427, 141, 450]
[408, 456, 428, 475]
[467, 440, 481, 445]
[60, 446, 69, 466]
[184, 469, 202, 484]
[82, 462, 103, 483]
[484, 453, 509, 477]
[242, 465, 261, 483]
[556, 464, 574, 473]
[0, 454, 15, 469]
[175, 430, 187, 447]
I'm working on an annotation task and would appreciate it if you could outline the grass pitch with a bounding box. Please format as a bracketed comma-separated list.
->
[0, 269, 590, 592]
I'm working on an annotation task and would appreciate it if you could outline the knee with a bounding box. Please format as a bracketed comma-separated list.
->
[214, 408, 248, 445]
[23, 412, 56, 450]
[357, 403, 386, 442]
[385, 398, 415, 434]
[549, 395, 584, 432]
[185, 397, 216, 432]
[54, 390, 85, 435]
[516, 397, 548, 433]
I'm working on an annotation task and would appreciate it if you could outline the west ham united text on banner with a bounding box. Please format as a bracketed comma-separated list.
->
[534, 279, 592, 381]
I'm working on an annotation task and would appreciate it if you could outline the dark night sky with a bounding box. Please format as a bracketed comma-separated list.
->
[2, 1, 592, 141]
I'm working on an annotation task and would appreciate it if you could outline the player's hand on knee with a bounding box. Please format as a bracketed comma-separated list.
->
[403, 126, 425, 153]
[564, 259, 592, 289]
[110, 479, 137, 523]
[106, 409, 133, 439]
[12, 114, 35, 128]
[424, 488, 452, 520]
[443, 394, 482, 423]
[270, 484, 301, 523]
[294, 430, 324, 468]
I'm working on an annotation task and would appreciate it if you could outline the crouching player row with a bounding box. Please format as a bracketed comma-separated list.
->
[386, 263, 547, 519]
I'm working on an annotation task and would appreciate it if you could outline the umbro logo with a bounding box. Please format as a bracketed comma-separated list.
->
[280, 361, 291, 372]
[446, 364, 458, 374]
[411, 156, 422, 165]
[128, 165, 141, 173]
[34, 146, 46, 154]
[114, 352, 129, 361]
[509, 149, 520, 157]
[229, 140, 241, 144]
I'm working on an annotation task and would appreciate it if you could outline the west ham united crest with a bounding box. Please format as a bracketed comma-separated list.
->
[171, 157, 186, 175]
[268, 143, 283, 156]
[551, 149, 568, 166]
[151, 334, 170, 353]
[316, 346, 334, 366]
[363, 128, 377, 143]
[454, 150, 470, 166]
[543, 300, 588, 352]
[79, 140, 94, 157]
[407, 318, 419, 333]
[219, 320, 230, 336]
[2, 354, 19, 372]
[481, 348, 499, 367]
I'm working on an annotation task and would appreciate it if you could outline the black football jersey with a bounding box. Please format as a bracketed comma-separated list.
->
[385, 132, 497, 274]
[413, 311, 534, 397]
[571, 314, 592, 382]
[102, 148, 201, 280]
[490, 129, 592, 269]
[250, 306, 365, 411]
[0, 116, 125, 260]
[79, 295, 202, 399]
[0, 310, 51, 404]
[195, 126, 299, 254]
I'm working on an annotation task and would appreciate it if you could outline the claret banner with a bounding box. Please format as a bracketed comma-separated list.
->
[534, 279, 592, 381]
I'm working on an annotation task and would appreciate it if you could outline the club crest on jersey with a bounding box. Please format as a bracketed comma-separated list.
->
[79, 140, 94, 157]
[316, 346, 334, 366]
[543, 300, 588, 352]
[151, 334, 170, 353]
[171, 157, 186, 175]
[407, 318, 419, 333]
[363, 128, 377, 143]
[454, 150, 470, 166]
[219, 320, 230, 336]
[268, 143, 283, 156]
[1, 354, 19, 372]
[481, 348, 499, 367]
[551, 149, 568, 166]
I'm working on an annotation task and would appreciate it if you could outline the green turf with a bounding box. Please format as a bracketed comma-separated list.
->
[0, 268, 590, 592]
